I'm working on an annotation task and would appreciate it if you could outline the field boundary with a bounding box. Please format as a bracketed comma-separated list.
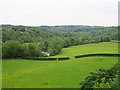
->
[75, 53, 120, 58]
[22, 57, 70, 61]
[13, 53, 120, 61]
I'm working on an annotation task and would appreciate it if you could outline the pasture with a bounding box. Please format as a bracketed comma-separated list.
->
[2, 41, 119, 88]
[51, 41, 118, 58]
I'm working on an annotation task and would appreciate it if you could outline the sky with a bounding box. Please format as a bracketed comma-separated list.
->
[0, 0, 119, 26]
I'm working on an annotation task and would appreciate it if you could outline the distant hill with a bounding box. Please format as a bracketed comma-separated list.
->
[40, 25, 113, 32]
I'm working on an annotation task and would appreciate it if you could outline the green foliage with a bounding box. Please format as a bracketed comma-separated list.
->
[22, 57, 57, 60]
[2, 41, 24, 58]
[80, 64, 120, 89]
[27, 43, 41, 57]
[58, 57, 70, 60]
[101, 36, 111, 42]
[2, 25, 119, 58]
[75, 54, 120, 58]
[48, 38, 63, 56]
[2, 41, 42, 58]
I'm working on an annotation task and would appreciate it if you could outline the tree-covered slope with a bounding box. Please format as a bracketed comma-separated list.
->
[1, 24, 119, 58]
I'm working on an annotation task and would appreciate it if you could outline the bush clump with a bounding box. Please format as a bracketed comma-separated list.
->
[80, 64, 120, 89]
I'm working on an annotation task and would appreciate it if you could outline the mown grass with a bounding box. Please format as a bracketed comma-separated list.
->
[2, 41, 119, 88]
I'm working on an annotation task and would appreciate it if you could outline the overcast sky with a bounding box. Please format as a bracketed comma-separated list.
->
[0, 0, 119, 26]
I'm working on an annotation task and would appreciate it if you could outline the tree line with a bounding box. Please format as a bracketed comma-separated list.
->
[2, 25, 119, 59]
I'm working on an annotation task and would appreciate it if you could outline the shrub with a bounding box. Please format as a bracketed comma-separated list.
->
[2, 40, 24, 58]
[80, 64, 119, 89]
[27, 43, 40, 57]
[2, 41, 43, 58]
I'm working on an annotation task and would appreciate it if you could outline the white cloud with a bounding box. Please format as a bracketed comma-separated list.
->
[0, 0, 119, 26]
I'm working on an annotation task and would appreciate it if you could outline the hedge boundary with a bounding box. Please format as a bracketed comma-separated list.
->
[22, 57, 70, 61]
[22, 57, 57, 61]
[75, 53, 120, 58]
[58, 57, 70, 60]
[21, 53, 120, 61]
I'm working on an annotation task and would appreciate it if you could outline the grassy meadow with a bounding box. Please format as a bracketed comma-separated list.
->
[51, 41, 118, 58]
[2, 41, 119, 88]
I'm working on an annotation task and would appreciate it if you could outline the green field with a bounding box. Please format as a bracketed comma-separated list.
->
[2, 41, 118, 88]
[51, 41, 118, 58]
